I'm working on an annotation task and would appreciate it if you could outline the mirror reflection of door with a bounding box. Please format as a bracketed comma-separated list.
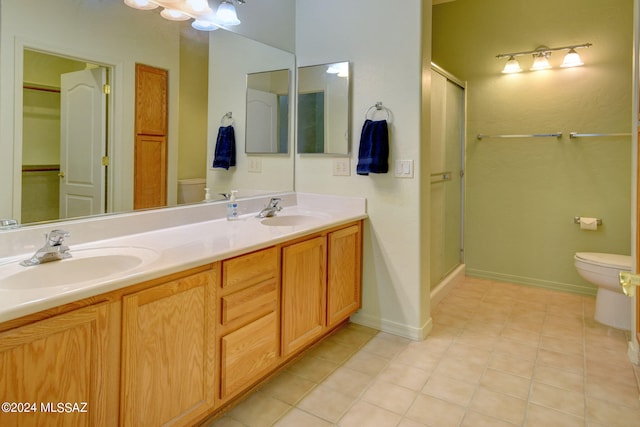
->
[246, 88, 278, 153]
[21, 50, 110, 223]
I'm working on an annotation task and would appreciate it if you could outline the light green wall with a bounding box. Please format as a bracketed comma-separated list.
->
[178, 34, 208, 181]
[433, 0, 633, 295]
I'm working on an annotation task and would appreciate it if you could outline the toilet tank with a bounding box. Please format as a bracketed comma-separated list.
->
[177, 178, 206, 204]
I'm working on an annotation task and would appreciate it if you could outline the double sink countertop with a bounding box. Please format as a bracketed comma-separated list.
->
[0, 192, 367, 323]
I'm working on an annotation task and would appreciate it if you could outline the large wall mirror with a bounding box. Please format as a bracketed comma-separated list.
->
[0, 0, 295, 226]
[297, 61, 351, 155]
[246, 69, 290, 154]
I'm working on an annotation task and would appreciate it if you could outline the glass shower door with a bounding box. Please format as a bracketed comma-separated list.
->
[430, 67, 465, 289]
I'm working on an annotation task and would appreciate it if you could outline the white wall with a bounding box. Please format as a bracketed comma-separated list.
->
[208, 30, 295, 196]
[296, 0, 429, 339]
[0, 0, 181, 219]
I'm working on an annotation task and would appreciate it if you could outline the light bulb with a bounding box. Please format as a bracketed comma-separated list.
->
[216, 1, 241, 26]
[561, 49, 584, 68]
[530, 52, 551, 71]
[192, 19, 220, 31]
[124, 0, 158, 10]
[160, 8, 190, 21]
[502, 56, 522, 74]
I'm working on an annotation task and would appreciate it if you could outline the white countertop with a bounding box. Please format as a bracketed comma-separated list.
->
[0, 193, 367, 323]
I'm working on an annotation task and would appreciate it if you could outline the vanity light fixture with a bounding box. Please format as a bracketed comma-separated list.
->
[497, 43, 591, 73]
[124, 0, 246, 31]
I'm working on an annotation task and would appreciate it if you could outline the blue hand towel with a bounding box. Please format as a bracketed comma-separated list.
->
[357, 119, 389, 175]
[212, 125, 236, 170]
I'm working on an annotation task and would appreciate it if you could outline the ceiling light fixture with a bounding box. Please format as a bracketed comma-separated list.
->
[124, 0, 246, 31]
[497, 43, 591, 73]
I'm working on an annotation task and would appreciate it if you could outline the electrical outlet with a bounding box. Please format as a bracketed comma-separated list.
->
[332, 158, 350, 176]
[394, 160, 414, 178]
[248, 158, 262, 173]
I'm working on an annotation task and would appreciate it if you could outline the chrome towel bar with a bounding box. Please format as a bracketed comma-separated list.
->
[477, 133, 562, 140]
[569, 132, 631, 138]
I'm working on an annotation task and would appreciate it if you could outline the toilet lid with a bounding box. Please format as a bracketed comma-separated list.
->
[575, 252, 632, 269]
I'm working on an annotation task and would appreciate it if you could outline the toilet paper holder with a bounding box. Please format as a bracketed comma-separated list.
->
[573, 217, 602, 225]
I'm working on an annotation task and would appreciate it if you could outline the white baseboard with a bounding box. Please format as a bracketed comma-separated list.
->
[350, 312, 433, 341]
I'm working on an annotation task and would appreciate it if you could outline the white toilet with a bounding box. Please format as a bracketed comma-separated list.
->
[177, 178, 206, 204]
[574, 252, 632, 330]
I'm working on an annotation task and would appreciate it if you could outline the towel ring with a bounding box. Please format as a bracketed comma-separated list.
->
[220, 112, 234, 126]
[365, 102, 391, 122]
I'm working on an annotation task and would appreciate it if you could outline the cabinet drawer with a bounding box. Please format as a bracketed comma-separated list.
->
[222, 247, 277, 291]
[220, 312, 279, 400]
[220, 279, 277, 328]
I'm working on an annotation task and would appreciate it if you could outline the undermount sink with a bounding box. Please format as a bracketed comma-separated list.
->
[0, 247, 159, 290]
[260, 214, 325, 227]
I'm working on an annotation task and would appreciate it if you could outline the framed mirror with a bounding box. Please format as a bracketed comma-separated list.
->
[297, 61, 350, 155]
[245, 69, 290, 154]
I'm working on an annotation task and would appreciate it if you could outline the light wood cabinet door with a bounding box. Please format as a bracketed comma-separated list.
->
[281, 236, 327, 357]
[327, 223, 362, 328]
[0, 302, 119, 427]
[135, 63, 167, 136]
[219, 312, 279, 401]
[134, 134, 167, 209]
[217, 247, 279, 403]
[121, 269, 216, 427]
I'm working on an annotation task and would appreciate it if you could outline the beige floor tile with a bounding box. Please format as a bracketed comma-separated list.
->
[433, 311, 470, 329]
[533, 365, 584, 393]
[362, 379, 418, 414]
[225, 392, 291, 427]
[273, 408, 333, 427]
[405, 394, 466, 427]
[489, 351, 536, 379]
[525, 403, 585, 427]
[397, 418, 427, 427]
[494, 336, 540, 361]
[325, 325, 376, 349]
[585, 373, 640, 409]
[206, 416, 246, 427]
[286, 355, 339, 383]
[587, 396, 640, 427]
[342, 350, 389, 376]
[536, 348, 584, 375]
[338, 401, 402, 427]
[480, 368, 531, 399]
[377, 361, 432, 391]
[445, 341, 493, 365]
[469, 387, 527, 425]
[297, 384, 356, 423]
[461, 410, 518, 427]
[394, 345, 441, 373]
[259, 371, 317, 405]
[501, 325, 542, 343]
[530, 381, 585, 417]
[359, 333, 411, 359]
[321, 365, 374, 398]
[539, 334, 584, 356]
[307, 340, 359, 365]
[434, 356, 487, 384]
[422, 372, 477, 406]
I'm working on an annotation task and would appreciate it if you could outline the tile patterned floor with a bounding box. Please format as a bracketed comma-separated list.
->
[207, 277, 640, 427]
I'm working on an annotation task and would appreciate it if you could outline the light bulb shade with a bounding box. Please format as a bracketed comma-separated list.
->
[530, 53, 551, 71]
[160, 8, 191, 20]
[561, 49, 584, 68]
[217, 1, 241, 26]
[124, 0, 159, 10]
[502, 56, 522, 74]
[192, 19, 220, 31]
[187, 0, 211, 13]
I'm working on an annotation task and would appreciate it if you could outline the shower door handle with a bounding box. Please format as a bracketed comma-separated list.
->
[430, 171, 452, 184]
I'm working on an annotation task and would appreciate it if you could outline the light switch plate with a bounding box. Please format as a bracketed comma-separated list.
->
[332, 158, 351, 176]
[248, 158, 262, 173]
[394, 160, 414, 178]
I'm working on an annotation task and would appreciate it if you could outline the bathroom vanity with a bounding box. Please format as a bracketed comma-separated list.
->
[0, 193, 366, 427]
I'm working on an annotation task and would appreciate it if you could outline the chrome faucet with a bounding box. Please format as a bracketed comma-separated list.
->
[20, 230, 71, 266]
[256, 197, 282, 218]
